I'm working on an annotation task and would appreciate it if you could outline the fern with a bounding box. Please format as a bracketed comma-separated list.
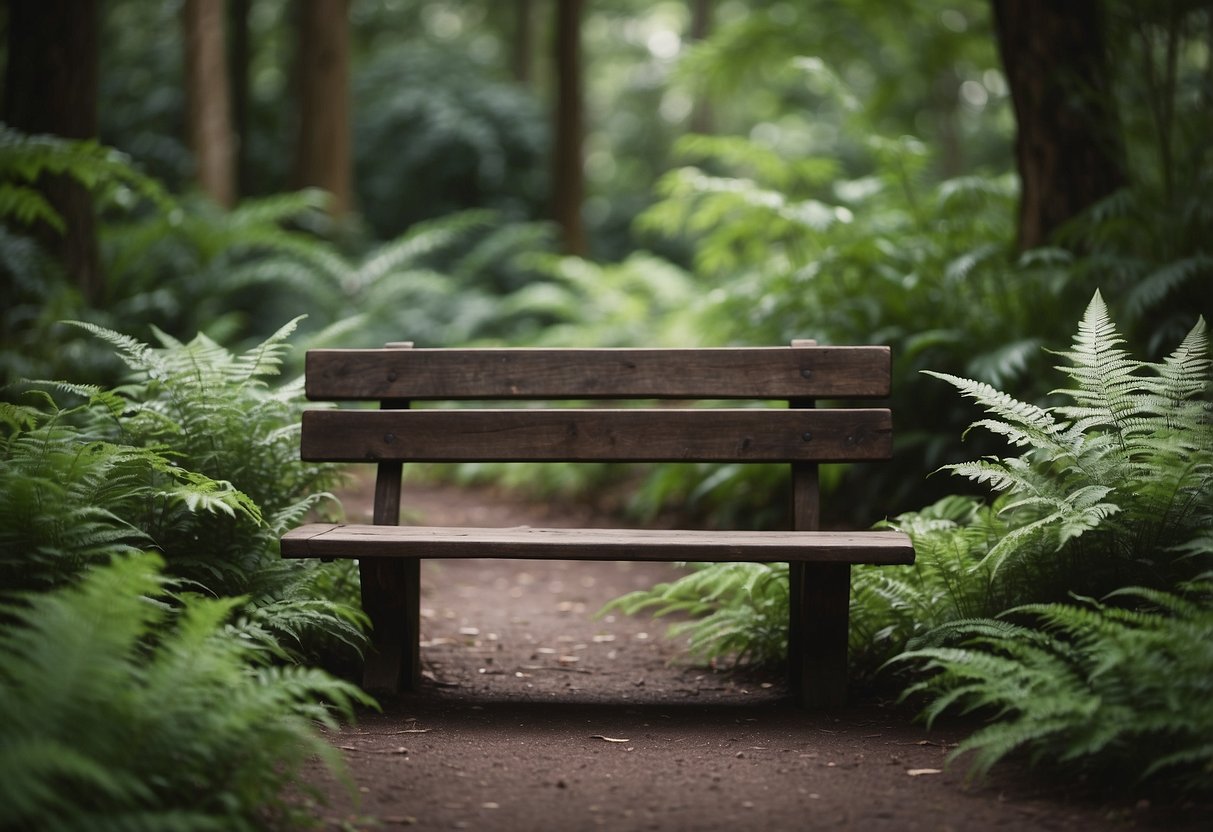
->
[5, 321, 367, 659]
[0, 553, 374, 831]
[601, 561, 790, 667]
[928, 292, 1212, 587]
[0, 125, 170, 233]
[890, 576, 1213, 791]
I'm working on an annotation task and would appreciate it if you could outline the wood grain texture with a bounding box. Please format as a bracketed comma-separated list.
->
[300, 408, 893, 463]
[281, 524, 915, 564]
[304, 346, 891, 401]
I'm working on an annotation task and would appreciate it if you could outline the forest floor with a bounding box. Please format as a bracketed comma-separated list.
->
[302, 481, 1209, 831]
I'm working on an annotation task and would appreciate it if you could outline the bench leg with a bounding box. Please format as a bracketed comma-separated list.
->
[788, 562, 851, 710]
[359, 557, 421, 694]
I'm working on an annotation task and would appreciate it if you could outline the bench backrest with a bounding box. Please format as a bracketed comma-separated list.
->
[301, 342, 892, 528]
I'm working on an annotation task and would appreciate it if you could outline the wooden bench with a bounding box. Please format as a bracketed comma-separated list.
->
[280, 341, 914, 709]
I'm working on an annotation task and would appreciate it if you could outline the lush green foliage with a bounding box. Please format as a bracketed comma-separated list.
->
[0, 552, 372, 832]
[1, 320, 367, 659]
[353, 46, 548, 240]
[602, 561, 790, 667]
[604, 294, 1212, 705]
[638, 120, 1078, 520]
[880, 296, 1213, 787]
[0, 319, 375, 828]
[925, 291, 1211, 594]
[892, 577, 1213, 791]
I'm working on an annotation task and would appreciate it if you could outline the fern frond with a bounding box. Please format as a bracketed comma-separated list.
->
[923, 370, 1066, 452]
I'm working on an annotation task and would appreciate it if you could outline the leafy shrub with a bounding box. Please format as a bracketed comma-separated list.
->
[0, 552, 372, 831]
[353, 46, 548, 240]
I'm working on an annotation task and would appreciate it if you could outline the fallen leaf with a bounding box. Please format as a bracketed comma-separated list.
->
[458, 626, 481, 636]
[591, 634, 616, 643]
[906, 768, 943, 777]
[590, 735, 630, 743]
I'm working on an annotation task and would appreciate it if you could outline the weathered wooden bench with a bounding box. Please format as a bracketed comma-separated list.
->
[280, 341, 914, 709]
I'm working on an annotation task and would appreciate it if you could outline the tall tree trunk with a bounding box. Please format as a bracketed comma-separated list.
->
[552, 0, 586, 256]
[184, 0, 236, 208]
[689, 0, 714, 134]
[229, 0, 253, 198]
[513, 0, 535, 86]
[293, 0, 354, 217]
[2, 0, 102, 305]
[992, 0, 1126, 250]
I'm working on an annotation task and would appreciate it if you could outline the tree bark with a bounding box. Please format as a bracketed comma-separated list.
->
[229, 0, 253, 198]
[184, 0, 236, 208]
[552, 0, 586, 256]
[2, 0, 102, 304]
[513, 0, 535, 86]
[292, 0, 354, 217]
[992, 0, 1126, 250]
[689, 0, 714, 134]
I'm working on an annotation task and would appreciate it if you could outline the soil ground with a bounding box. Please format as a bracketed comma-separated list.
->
[302, 483, 1209, 831]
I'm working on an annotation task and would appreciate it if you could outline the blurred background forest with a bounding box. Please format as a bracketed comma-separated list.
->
[1, 3, 1212, 825]
[2, 0, 1210, 523]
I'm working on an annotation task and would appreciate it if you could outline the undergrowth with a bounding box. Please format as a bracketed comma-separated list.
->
[0, 552, 373, 832]
[604, 291, 1212, 765]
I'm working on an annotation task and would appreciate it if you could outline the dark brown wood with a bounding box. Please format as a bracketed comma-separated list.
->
[300, 408, 893, 464]
[304, 346, 891, 401]
[184, 0, 235, 207]
[358, 556, 419, 692]
[282, 524, 914, 564]
[992, 0, 1125, 250]
[788, 396, 824, 705]
[552, 0, 586, 255]
[790, 563, 851, 710]
[3, 0, 102, 304]
[293, 0, 354, 216]
[359, 344, 419, 694]
[282, 341, 914, 708]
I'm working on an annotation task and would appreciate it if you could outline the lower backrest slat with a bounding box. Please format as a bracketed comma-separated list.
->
[300, 407, 893, 463]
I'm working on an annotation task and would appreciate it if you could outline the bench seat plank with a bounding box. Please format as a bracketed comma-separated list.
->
[300, 408, 893, 463]
[281, 523, 914, 565]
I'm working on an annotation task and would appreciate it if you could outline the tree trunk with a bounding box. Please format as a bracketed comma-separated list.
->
[992, 0, 1126, 250]
[513, 0, 535, 86]
[229, 0, 253, 198]
[292, 0, 354, 217]
[184, 0, 236, 208]
[2, 0, 102, 305]
[552, 0, 586, 256]
[689, 0, 714, 134]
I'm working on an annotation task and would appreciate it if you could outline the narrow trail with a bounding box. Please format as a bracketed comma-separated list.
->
[302, 482, 1205, 831]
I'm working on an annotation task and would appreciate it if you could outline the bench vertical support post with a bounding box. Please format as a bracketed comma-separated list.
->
[359, 342, 421, 695]
[789, 338, 850, 709]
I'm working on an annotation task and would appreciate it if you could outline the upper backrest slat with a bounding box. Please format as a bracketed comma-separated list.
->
[305, 346, 890, 401]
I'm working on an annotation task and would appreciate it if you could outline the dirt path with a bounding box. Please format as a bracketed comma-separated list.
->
[303, 483, 1206, 831]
